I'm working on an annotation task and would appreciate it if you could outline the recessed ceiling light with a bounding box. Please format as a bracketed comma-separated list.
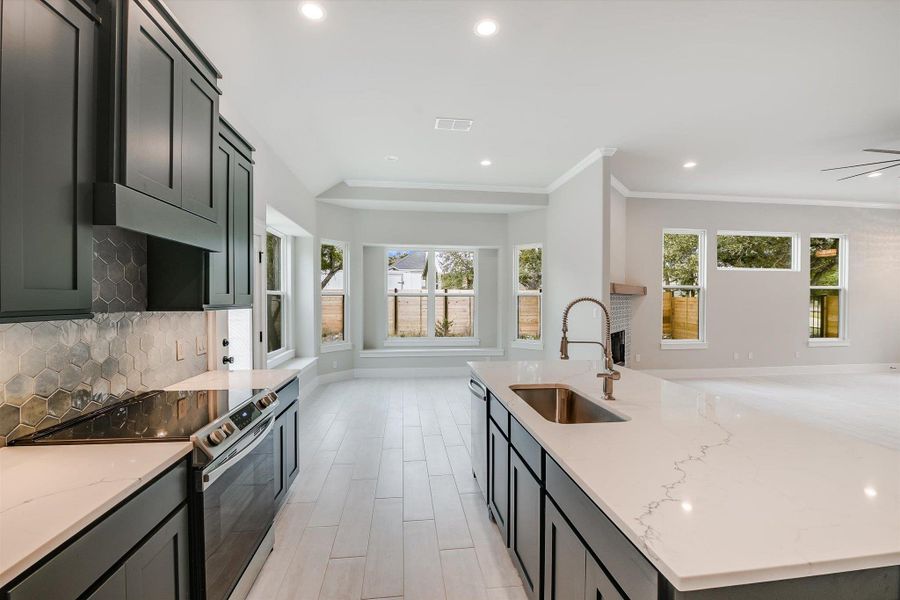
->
[474, 19, 498, 37]
[867, 171, 882, 178]
[299, 2, 326, 21]
[683, 161, 697, 169]
[384, 155, 399, 162]
[480, 159, 492, 167]
[864, 486, 878, 498]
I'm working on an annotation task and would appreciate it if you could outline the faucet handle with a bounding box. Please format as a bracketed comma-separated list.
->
[597, 368, 621, 380]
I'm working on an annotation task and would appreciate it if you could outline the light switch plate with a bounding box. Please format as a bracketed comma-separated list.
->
[196, 336, 207, 356]
[176, 340, 185, 361]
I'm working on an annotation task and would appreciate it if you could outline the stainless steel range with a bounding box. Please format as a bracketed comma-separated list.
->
[10, 387, 280, 600]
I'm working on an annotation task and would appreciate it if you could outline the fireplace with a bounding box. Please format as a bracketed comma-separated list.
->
[611, 330, 626, 366]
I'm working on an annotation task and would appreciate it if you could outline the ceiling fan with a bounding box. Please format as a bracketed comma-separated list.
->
[822, 149, 900, 181]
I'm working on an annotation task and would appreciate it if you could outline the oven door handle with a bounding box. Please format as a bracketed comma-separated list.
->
[202, 417, 276, 491]
[468, 378, 486, 400]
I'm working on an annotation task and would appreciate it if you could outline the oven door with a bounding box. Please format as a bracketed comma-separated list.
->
[200, 416, 276, 600]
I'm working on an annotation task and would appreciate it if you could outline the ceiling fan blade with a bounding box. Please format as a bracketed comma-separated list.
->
[863, 148, 900, 155]
[822, 158, 900, 171]
[836, 161, 900, 181]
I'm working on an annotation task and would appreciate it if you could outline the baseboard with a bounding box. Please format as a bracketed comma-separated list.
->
[644, 362, 899, 380]
[353, 366, 470, 379]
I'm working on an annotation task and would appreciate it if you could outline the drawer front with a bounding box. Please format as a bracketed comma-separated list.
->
[510, 417, 541, 479]
[546, 458, 657, 600]
[8, 461, 188, 600]
[489, 394, 509, 437]
[276, 377, 300, 414]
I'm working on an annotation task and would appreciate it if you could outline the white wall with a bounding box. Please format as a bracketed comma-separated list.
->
[610, 188, 628, 283]
[626, 198, 900, 369]
[544, 158, 613, 361]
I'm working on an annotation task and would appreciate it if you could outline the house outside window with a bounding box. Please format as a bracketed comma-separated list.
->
[514, 244, 542, 345]
[661, 229, 706, 348]
[266, 229, 291, 363]
[321, 240, 350, 351]
[386, 248, 478, 344]
[809, 235, 847, 345]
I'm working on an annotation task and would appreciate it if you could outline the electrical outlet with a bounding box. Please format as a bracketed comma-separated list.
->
[176, 340, 185, 361]
[748, 351, 754, 360]
[196, 336, 207, 356]
[733, 352, 740, 361]
[795, 351, 801, 359]
[635, 353, 641, 363]
[332, 360, 338, 369]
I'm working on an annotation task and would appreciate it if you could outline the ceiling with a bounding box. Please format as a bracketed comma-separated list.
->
[167, 0, 900, 206]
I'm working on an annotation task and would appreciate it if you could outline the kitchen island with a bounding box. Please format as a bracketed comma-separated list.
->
[470, 360, 900, 599]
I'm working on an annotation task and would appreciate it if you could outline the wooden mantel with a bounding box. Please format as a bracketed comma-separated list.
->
[610, 282, 647, 296]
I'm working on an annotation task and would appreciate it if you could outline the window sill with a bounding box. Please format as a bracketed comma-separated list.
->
[659, 341, 708, 350]
[511, 339, 543, 351]
[808, 339, 850, 348]
[267, 348, 295, 368]
[360, 347, 504, 358]
[384, 337, 480, 348]
[321, 341, 353, 353]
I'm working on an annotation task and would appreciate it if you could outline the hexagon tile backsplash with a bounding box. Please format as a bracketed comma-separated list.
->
[0, 227, 209, 446]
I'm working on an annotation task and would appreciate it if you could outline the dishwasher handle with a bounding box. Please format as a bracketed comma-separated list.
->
[468, 378, 486, 400]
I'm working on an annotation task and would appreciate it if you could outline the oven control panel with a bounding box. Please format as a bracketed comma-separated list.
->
[193, 389, 281, 461]
[231, 402, 262, 431]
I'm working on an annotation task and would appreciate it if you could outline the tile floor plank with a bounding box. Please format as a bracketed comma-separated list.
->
[441, 548, 489, 600]
[319, 557, 366, 600]
[402, 426, 426, 461]
[332, 479, 377, 558]
[376, 447, 403, 498]
[423, 434, 452, 476]
[309, 464, 354, 527]
[402, 461, 434, 521]
[446, 444, 480, 494]
[362, 498, 404, 599]
[430, 475, 473, 550]
[403, 520, 446, 600]
[275, 526, 337, 600]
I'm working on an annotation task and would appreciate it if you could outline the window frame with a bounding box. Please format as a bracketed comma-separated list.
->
[384, 246, 480, 347]
[715, 230, 800, 272]
[660, 228, 707, 349]
[320, 239, 352, 353]
[808, 233, 849, 347]
[266, 228, 293, 366]
[512, 243, 543, 349]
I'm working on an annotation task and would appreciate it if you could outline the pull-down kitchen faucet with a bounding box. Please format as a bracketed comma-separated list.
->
[560, 297, 621, 400]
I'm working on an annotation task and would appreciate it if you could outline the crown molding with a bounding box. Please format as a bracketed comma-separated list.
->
[545, 147, 618, 193]
[619, 185, 900, 210]
[344, 179, 547, 195]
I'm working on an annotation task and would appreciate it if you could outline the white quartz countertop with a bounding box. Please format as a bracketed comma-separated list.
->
[469, 360, 900, 592]
[0, 442, 193, 588]
[165, 368, 299, 392]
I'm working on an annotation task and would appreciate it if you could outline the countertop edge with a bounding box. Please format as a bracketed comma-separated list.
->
[164, 368, 300, 392]
[468, 361, 900, 592]
[0, 441, 193, 589]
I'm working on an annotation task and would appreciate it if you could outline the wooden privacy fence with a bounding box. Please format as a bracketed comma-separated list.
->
[385, 292, 474, 337]
[662, 291, 699, 340]
[321, 295, 344, 341]
[517, 295, 541, 339]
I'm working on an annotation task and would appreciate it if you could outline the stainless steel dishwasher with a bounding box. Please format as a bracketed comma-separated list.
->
[469, 376, 488, 501]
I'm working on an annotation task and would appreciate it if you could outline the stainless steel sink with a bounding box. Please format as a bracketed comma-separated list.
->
[509, 385, 627, 424]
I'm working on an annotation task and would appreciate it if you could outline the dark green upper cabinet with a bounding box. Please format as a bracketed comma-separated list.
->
[148, 118, 254, 311]
[0, 0, 97, 322]
[94, 0, 224, 252]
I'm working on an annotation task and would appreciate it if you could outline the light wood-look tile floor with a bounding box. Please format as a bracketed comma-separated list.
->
[248, 377, 526, 600]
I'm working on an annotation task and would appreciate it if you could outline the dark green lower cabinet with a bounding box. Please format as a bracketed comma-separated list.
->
[586, 553, 624, 600]
[488, 420, 509, 541]
[274, 397, 299, 508]
[544, 500, 586, 600]
[509, 451, 541, 600]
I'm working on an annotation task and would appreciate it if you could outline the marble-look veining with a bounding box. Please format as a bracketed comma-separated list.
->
[165, 368, 300, 392]
[469, 360, 900, 592]
[0, 442, 192, 587]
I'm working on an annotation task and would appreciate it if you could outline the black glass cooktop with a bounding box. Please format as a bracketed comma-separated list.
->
[10, 388, 265, 444]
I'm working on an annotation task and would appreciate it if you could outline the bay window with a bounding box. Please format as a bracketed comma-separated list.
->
[661, 229, 706, 347]
[514, 245, 542, 343]
[266, 229, 291, 361]
[321, 240, 349, 349]
[386, 248, 477, 344]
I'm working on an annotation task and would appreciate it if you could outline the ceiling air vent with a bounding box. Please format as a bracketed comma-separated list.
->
[434, 117, 473, 132]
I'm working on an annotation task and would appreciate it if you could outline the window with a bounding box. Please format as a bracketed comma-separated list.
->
[514, 245, 542, 343]
[266, 230, 290, 360]
[321, 240, 349, 348]
[809, 235, 847, 344]
[662, 230, 706, 346]
[716, 231, 798, 271]
[386, 248, 478, 344]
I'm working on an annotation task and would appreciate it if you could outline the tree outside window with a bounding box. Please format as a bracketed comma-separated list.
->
[515, 245, 542, 341]
[321, 241, 347, 344]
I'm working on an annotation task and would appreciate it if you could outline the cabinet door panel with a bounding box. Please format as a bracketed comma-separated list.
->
[273, 414, 286, 505]
[0, 0, 94, 317]
[180, 63, 218, 221]
[285, 401, 299, 483]
[206, 142, 233, 305]
[86, 565, 126, 600]
[231, 154, 254, 306]
[124, 504, 190, 600]
[586, 554, 625, 600]
[489, 421, 509, 542]
[544, 501, 585, 600]
[125, 2, 183, 205]
[510, 451, 541, 599]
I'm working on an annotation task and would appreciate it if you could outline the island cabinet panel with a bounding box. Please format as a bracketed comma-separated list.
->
[544, 500, 586, 600]
[0, 0, 96, 322]
[586, 553, 625, 600]
[509, 450, 541, 600]
[488, 419, 510, 542]
[4, 461, 189, 600]
[546, 458, 657, 600]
